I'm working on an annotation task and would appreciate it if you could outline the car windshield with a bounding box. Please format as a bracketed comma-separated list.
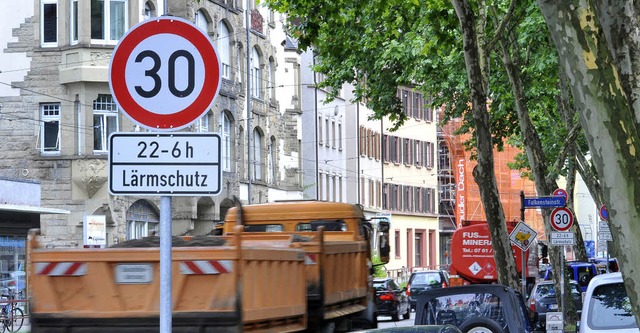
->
[411, 273, 442, 285]
[423, 292, 507, 328]
[587, 282, 638, 330]
[535, 283, 581, 297]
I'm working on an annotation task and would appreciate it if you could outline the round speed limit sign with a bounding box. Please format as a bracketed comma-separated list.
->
[550, 207, 574, 231]
[109, 17, 221, 131]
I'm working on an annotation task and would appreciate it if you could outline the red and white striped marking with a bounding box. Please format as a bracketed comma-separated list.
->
[179, 260, 232, 275]
[305, 254, 317, 265]
[35, 262, 87, 276]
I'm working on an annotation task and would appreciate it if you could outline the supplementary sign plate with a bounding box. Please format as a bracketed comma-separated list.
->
[550, 232, 575, 246]
[109, 132, 221, 195]
[115, 264, 153, 284]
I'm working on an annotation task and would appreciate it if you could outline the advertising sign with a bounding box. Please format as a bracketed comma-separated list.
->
[450, 223, 527, 282]
[84, 215, 106, 247]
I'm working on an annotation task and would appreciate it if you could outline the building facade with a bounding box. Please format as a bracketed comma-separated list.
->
[0, 0, 301, 247]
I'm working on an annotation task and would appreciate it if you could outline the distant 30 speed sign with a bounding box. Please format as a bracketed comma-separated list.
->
[550, 207, 574, 232]
[109, 17, 221, 131]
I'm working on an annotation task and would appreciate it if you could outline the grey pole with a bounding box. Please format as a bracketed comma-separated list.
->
[160, 196, 172, 333]
[160, 3, 172, 332]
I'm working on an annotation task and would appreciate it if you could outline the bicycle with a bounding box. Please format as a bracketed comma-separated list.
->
[0, 293, 24, 332]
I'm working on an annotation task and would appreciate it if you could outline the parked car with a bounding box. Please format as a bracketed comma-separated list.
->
[373, 277, 411, 321]
[407, 270, 449, 311]
[414, 284, 537, 333]
[590, 257, 619, 274]
[527, 280, 583, 330]
[580, 272, 639, 333]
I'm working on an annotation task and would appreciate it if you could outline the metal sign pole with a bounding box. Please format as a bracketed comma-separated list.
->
[160, 196, 172, 333]
[522, 250, 527, 296]
[560, 245, 565, 326]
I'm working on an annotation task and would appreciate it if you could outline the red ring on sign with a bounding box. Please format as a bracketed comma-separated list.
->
[550, 207, 574, 232]
[110, 18, 220, 130]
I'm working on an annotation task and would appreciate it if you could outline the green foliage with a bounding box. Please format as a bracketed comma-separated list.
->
[371, 254, 387, 278]
[264, 0, 584, 177]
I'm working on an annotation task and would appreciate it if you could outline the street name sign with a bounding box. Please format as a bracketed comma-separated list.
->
[550, 207, 574, 232]
[550, 232, 575, 246]
[509, 221, 537, 251]
[523, 196, 565, 208]
[109, 133, 221, 195]
[109, 17, 221, 131]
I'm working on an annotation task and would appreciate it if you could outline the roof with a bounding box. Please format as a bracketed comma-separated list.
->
[0, 204, 70, 215]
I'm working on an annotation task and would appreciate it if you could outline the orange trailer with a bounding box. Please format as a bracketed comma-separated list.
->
[28, 228, 307, 333]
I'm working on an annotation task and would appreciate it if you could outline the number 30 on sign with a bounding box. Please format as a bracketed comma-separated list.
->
[550, 207, 574, 232]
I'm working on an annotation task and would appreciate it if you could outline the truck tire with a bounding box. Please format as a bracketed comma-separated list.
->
[458, 317, 504, 333]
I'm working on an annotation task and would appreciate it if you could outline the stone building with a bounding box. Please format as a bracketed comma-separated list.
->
[0, 0, 301, 247]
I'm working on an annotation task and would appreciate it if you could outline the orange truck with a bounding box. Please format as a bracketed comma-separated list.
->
[222, 201, 390, 332]
[28, 201, 390, 333]
[448, 221, 539, 289]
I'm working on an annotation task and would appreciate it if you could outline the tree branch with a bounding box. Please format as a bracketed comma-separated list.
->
[544, 123, 581, 184]
[486, 0, 517, 53]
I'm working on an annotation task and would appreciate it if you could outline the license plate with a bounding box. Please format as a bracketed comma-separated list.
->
[548, 304, 558, 310]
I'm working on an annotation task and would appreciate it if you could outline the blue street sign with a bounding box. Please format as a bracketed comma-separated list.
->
[523, 196, 566, 208]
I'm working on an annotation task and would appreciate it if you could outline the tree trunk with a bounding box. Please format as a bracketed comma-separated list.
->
[497, 31, 579, 328]
[451, 0, 519, 290]
[538, 0, 640, 324]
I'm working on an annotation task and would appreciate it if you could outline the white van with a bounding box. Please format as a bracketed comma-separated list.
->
[580, 272, 639, 332]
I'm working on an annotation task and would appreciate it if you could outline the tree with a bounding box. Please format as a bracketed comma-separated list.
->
[538, 0, 640, 323]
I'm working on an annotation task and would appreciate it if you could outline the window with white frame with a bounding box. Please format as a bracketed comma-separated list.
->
[269, 137, 276, 184]
[91, 0, 128, 43]
[220, 111, 232, 172]
[93, 94, 119, 153]
[217, 21, 231, 79]
[338, 122, 342, 150]
[40, 103, 60, 154]
[253, 128, 263, 180]
[41, 0, 58, 47]
[250, 47, 261, 98]
[195, 112, 210, 132]
[70, 0, 78, 44]
[195, 9, 208, 33]
[268, 58, 276, 101]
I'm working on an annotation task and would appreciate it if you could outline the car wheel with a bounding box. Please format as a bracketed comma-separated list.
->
[458, 317, 504, 333]
[391, 304, 401, 321]
[402, 304, 411, 320]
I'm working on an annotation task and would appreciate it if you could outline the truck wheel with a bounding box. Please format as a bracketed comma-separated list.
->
[458, 317, 504, 333]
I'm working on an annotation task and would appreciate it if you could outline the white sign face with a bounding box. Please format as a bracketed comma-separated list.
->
[599, 231, 613, 241]
[550, 207, 574, 231]
[109, 17, 221, 131]
[115, 264, 153, 284]
[550, 232, 575, 245]
[599, 220, 610, 231]
[509, 221, 537, 251]
[109, 133, 221, 195]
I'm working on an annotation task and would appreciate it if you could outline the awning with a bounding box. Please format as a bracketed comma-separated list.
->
[0, 204, 70, 215]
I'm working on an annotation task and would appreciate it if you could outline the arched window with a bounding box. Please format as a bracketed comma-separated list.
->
[195, 111, 210, 132]
[126, 200, 159, 240]
[239, 126, 245, 178]
[253, 128, 263, 180]
[250, 47, 261, 98]
[217, 21, 231, 79]
[220, 111, 232, 172]
[143, 1, 156, 20]
[195, 9, 208, 33]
